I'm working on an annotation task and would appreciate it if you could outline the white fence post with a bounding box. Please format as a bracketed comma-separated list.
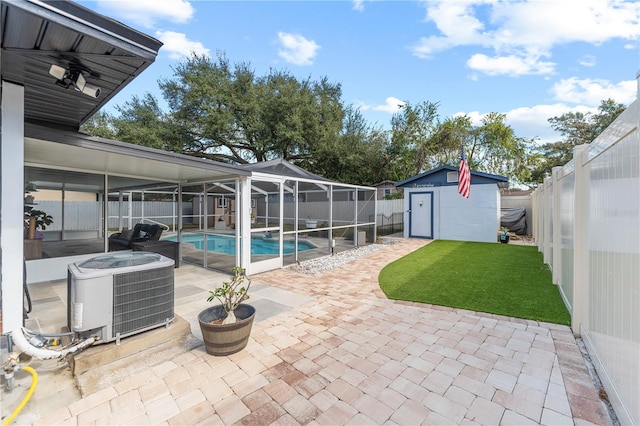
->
[572, 144, 589, 334]
[551, 167, 562, 285]
[542, 176, 552, 265]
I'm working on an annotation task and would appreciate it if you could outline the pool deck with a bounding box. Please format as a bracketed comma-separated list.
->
[2, 237, 614, 425]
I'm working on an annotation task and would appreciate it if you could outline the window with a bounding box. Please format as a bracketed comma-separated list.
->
[383, 188, 392, 196]
[447, 171, 459, 183]
[217, 197, 227, 208]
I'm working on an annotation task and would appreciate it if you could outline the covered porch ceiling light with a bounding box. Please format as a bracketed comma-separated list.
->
[49, 64, 101, 98]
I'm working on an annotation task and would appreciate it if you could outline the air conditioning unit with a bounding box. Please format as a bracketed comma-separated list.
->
[68, 252, 175, 344]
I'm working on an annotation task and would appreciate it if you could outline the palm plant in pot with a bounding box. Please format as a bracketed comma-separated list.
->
[24, 209, 53, 239]
[198, 266, 256, 356]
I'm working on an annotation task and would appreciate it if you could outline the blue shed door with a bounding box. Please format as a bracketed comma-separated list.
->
[409, 191, 433, 239]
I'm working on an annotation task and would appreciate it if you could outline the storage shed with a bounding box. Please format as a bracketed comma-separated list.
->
[396, 166, 508, 243]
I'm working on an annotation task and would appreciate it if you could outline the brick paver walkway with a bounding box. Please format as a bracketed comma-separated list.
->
[30, 239, 611, 425]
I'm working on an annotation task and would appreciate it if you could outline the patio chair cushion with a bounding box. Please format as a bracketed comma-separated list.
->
[119, 228, 135, 241]
[108, 223, 163, 251]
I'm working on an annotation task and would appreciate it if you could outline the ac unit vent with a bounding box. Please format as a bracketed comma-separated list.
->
[112, 266, 174, 337]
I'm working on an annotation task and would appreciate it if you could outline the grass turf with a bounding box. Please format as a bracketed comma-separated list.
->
[379, 240, 571, 325]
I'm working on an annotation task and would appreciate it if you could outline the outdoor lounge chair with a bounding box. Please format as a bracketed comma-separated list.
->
[108, 223, 163, 251]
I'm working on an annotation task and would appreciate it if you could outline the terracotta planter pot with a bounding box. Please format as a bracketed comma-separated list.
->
[198, 304, 255, 356]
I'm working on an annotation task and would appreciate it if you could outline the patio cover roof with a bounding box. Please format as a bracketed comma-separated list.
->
[1, 0, 162, 130]
[25, 123, 250, 193]
[240, 158, 331, 182]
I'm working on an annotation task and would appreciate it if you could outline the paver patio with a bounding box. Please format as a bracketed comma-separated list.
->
[8, 238, 613, 425]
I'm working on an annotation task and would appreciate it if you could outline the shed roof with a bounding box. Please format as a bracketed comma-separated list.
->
[395, 165, 508, 188]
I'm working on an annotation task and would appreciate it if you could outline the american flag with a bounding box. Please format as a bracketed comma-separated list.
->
[458, 145, 471, 198]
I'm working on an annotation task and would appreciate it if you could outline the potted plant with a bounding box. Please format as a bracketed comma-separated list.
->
[24, 209, 53, 240]
[198, 266, 255, 356]
[304, 217, 317, 229]
[499, 227, 510, 244]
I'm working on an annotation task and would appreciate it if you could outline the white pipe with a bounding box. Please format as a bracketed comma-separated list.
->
[10, 328, 95, 360]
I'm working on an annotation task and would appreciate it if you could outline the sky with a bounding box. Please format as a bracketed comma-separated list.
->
[79, 0, 640, 144]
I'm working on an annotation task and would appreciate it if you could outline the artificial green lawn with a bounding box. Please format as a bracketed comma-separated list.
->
[379, 240, 570, 325]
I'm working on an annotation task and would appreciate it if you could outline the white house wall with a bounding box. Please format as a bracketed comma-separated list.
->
[1, 81, 25, 333]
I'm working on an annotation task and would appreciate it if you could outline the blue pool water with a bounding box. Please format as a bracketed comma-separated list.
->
[166, 234, 315, 255]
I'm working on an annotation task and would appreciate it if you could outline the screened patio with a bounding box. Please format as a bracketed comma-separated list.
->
[24, 127, 376, 280]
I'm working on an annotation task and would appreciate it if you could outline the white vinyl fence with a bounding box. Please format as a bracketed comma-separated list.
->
[37, 199, 406, 237]
[36, 201, 180, 240]
[532, 84, 639, 425]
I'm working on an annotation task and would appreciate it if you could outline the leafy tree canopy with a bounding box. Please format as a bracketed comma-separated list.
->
[81, 54, 625, 189]
[387, 102, 537, 186]
[159, 53, 344, 164]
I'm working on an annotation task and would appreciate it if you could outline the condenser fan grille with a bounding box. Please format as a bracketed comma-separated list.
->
[112, 266, 174, 336]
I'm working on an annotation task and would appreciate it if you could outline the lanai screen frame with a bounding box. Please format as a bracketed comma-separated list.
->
[23, 161, 377, 278]
[243, 171, 377, 275]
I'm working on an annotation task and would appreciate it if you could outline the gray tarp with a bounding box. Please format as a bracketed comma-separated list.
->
[501, 207, 527, 235]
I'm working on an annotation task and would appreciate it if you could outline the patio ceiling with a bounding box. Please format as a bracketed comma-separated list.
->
[1, 0, 162, 130]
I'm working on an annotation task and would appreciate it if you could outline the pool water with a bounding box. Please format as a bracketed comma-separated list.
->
[167, 234, 315, 255]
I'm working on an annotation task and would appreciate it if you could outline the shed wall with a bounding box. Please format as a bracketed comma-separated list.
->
[438, 184, 500, 243]
[403, 184, 500, 243]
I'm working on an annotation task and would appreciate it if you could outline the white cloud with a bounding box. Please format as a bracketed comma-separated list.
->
[467, 53, 555, 76]
[454, 110, 484, 127]
[505, 104, 596, 142]
[551, 77, 636, 105]
[490, 0, 640, 48]
[412, 2, 490, 59]
[454, 104, 597, 143]
[155, 31, 209, 60]
[277, 32, 320, 66]
[353, 0, 364, 12]
[354, 97, 405, 114]
[373, 97, 406, 113]
[578, 55, 597, 67]
[96, 0, 194, 28]
[412, 0, 640, 76]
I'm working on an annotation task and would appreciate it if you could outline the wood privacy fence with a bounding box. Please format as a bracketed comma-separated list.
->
[532, 86, 639, 425]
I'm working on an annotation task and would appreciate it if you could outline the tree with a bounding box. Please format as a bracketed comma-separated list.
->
[80, 110, 116, 138]
[531, 99, 626, 183]
[430, 115, 474, 166]
[159, 53, 344, 164]
[110, 93, 187, 153]
[466, 112, 536, 185]
[387, 101, 441, 180]
[304, 105, 389, 185]
[386, 104, 537, 186]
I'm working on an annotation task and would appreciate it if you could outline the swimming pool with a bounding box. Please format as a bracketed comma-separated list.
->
[166, 234, 316, 255]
